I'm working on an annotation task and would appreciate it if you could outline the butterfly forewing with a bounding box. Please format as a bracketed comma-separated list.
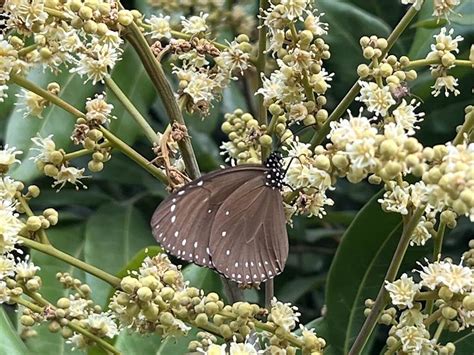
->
[151, 166, 267, 268]
[209, 174, 289, 284]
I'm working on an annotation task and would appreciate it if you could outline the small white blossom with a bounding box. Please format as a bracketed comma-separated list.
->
[181, 13, 209, 35]
[14, 256, 40, 280]
[228, 341, 260, 355]
[433, 0, 461, 18]
[409, 219, 432, 246]
[328, 110, 377, 148]
[0, 145, 22, 171]
[15, 89, 48, 118]
[52, 166, 89, 191]
[85, 93, 114, 125]
[0, 176, 21, 202]
[395, 324, 432, 353]
[304, 13, 328, 36]
[400, 0, 424, 11]
[357, 81, 396, 116]
[198, 343, 227, 355]
[0, 254, 16, 279]
[0, 205, 23, 255]
[392, 99, 425, 135]
[71, 44, 119, 84]
[0, 280, 10, 303]
[431, 75, 460, 97]
[30, 134, 56, 163]
[269, 297, 301, 331]
[146, 14, 172, 39]
[385, 273, 420, 308]
[85, 312, 119, 338]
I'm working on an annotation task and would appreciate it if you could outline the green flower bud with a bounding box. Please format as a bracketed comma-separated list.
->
[221, 121, 233, 134]
[137, 286, 153, 302]
[48, 321, 61, 333]
[43, 164, 59, 177]
[88, 160, 104, 172]
[78, 6, 93, 20]
[116, 292, 130, 306]
[441, 306, 457, 320]
[259, 134, 272, 147]
[159, 312, 174, 326]
[332, 154, 349, 169]
[28, 185, 41, 198]
[363, 46, 375, 59]
[69, 0, 82, 12]
[316, 109, 328, 125]
[357, 64, 371, 78]
[96, 23, 109, 36]
[87, 129, 103, 142]
[163, 270, 180, 285]
[26, 216, 42, 231]
[379, 63, 393, 77]
[83, 20, 97, 34]
[25, 278, 40, 291]
[143, 303, 159, 321]
[20, 315, 35, 327]
[61, 326, 73, 338]
[120, 276, 141, 294]
[118, 10, 134, 26]
[195, 313, 208, 327]
[303, 114, 316, 126]
[462, 294, 474, 311]
[220, 324, 233, 339]
[57, 297, 71, 309]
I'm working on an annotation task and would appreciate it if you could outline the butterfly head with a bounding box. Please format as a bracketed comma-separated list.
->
[264, 152, 284, 190]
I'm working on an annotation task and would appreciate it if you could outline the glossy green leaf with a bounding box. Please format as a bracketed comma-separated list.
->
[84, 202, 155, 307]
[27, 224, 86, 355]
[182, 264, 225, 296]
[5, 68, 94, 183]
[325, 191, 402, 355]
[107, 45, 157, 144]
[0, 308, 29, 355]
[452, 331, 474, 353]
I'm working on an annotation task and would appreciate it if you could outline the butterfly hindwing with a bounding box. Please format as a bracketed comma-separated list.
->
[209, 174, 289, 285]
[151, 166, 267, 268]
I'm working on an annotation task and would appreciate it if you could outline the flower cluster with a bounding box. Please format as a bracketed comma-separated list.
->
[379, 250, 474, 354]
[426, 27, 464, 97]
[257, 0, 331, 128]
[110, 253, 326, 353]
[146, 0, 256, 37]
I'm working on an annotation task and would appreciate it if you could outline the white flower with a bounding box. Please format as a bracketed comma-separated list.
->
[429, 28, 463, 57]
[328, 110, 377, 148]
[181, 13, 209, 35]
[228, 342, 260, 355]
[0, 205, 23, 255]
[52, 166, 89, 191]
[392, 99, 424, 135]
[269, 297, 301, 331]
[417, 259, 445, 290]
[304, 13, 328, 36]
[0, 145, 22, 171]
[400, 0, 424, 11]
[385, 273, 420, 308]
[0, 280, 10, 303]
[431, 75, 460, 97]
[69, 298, 89, 318]
[0, 254, 16, 279]
[15, 89, 48, 118]
[441, 261, 473, 293]
[85, 93, 114, 125]
[395, 324, 431, 353]
[409, 219, 432, 246]
[71, 44, 119, 84]
[198, 343, 227, 355]
[357, 81, 395, 116]
[217, 40, 249, 75]
[295, 189, 334, 218]
[0, 35, 18, 82]
[0, 176, 21, 203]
[378, 185, 410, 215]
[85, 312, 119, 338]
[30, 134, 56, 163]
[346, 137, 377, 170]
[0, 84, 9, 103]
[146, 14, 172, 39]
[280, 0, 310, 21]
[183, 71, 216, 105]
[14, 256, 40, 280]
[433, 0, 461, 18]
[256, 71, 286, 105]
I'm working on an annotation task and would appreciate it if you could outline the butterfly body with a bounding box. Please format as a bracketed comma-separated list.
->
[150, 153, 288, 285]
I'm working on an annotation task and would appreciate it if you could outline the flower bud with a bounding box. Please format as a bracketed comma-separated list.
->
[441, 306, 457, 320]
[20, 315, 35, 327]
[379, 63, 393, 77]
[159, 312, 174, 326]
[27, 216, 42, 231]
[43, 164, 59, 177]
[137, 286, 153, 302]
[195, 313, 208, 327]
[219, 324, 233, 339]
[28, 185, 41, 198]
[357, 64, 370, 78]
[118, 10, 134, 26]
[120, 276, 141, 294]
[57, 297, 71, 309]
[259, 134, 272, 147]
[78, 6, 93, 20]
[88, 160, 104, 172]
[48, 321, 61, 333]
[462, 294, 474, 311]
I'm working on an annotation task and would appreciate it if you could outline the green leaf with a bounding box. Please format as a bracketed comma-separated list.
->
[0, 308, 30, 355]
[107, 45, 157, 144]
[452, 331, 474, 353]
[317, 0, 392, 96]
[182, 264, 225, 296]
[5, 68, 95, 183]
[324, 191, 402, 355]
[84, 202, 155, 307]
[27, 224, 86, 355]
[277, 275, 325, 304]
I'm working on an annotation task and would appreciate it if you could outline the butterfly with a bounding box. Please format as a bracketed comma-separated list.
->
[150, 152, 288, 286]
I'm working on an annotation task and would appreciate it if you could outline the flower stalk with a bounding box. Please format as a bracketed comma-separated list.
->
[18, 236, 121, 287]
[348, 206, 425, 355]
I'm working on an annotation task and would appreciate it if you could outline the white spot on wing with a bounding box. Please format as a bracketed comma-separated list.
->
[194, 241, 198, 248]
[208, 209, 212, 213]
[221, 231, 227, 237]
[178, 190, 185, 195]
[181, 239, 186, 246]
[225, 211, 230, 216]
[170, 204, 176, 212]
[226, 249, 230, 255]
[234, 262, 239, 267]
[197, 181, 203, 186]
[171, 215, 176, 223]
[174, 231, 179, 237]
